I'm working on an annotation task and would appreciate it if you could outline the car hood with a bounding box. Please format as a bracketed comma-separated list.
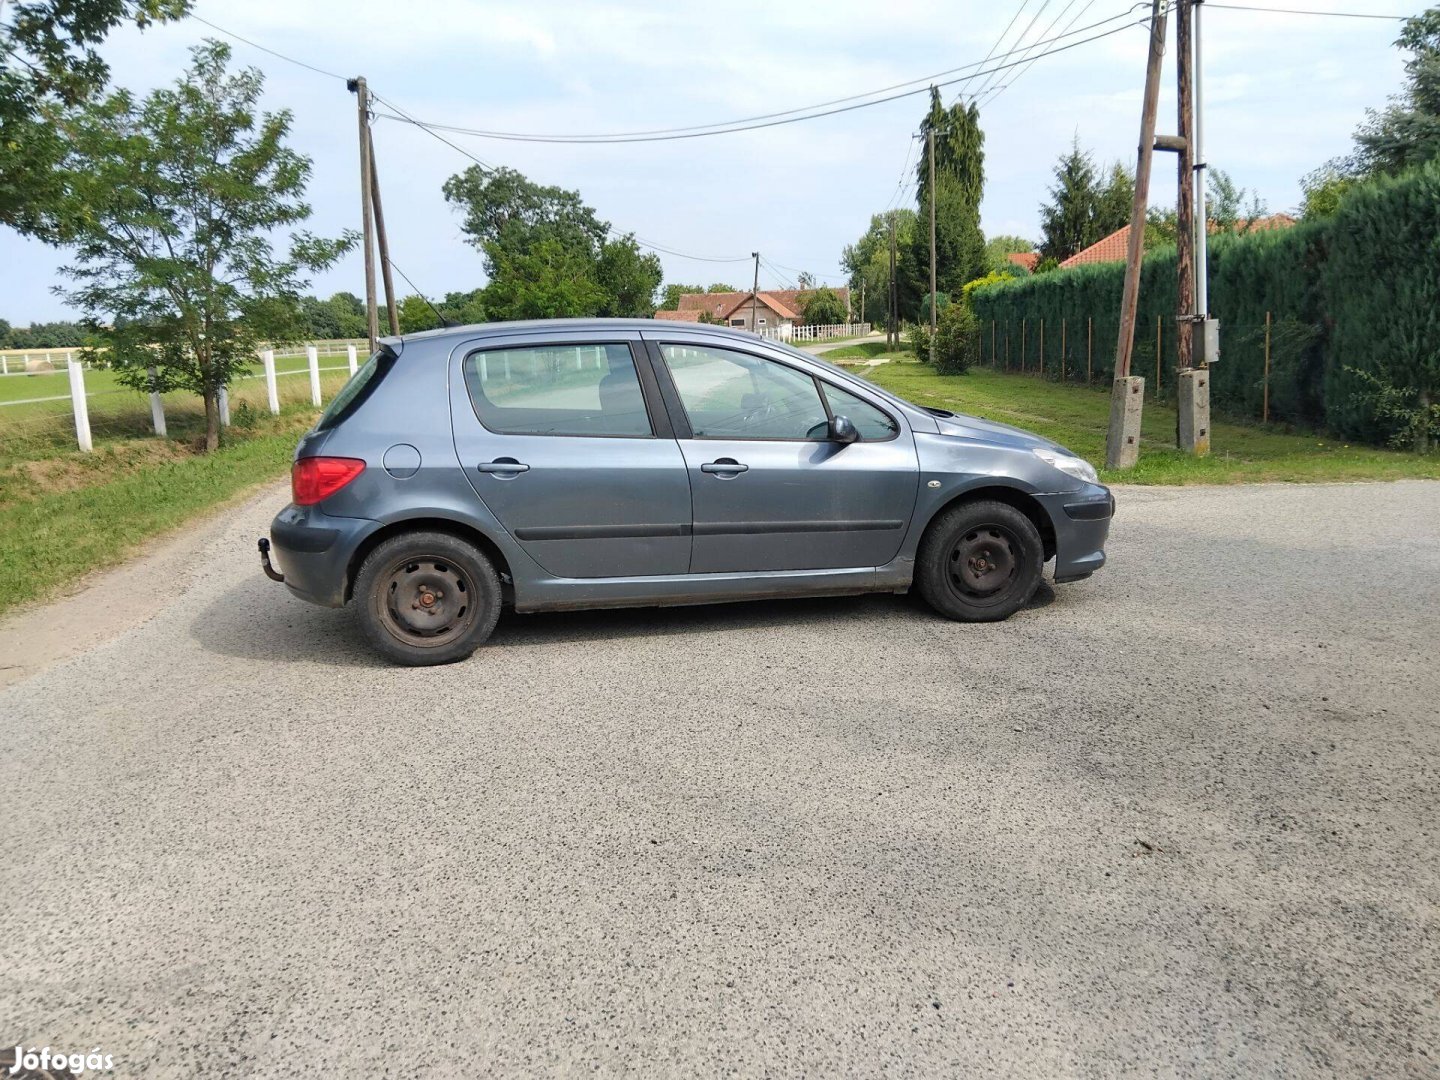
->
[931, 412, 1066, 453]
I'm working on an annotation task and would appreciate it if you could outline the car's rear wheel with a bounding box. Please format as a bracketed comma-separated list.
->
[353, 531, 501, 666]
[915, 499, 1044, 622]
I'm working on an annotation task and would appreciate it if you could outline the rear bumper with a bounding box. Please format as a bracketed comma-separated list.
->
[1037, 486, 1113, 584]
[268, 504, 380, 607]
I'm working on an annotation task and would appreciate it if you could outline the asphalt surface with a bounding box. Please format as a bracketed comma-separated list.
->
[2, 480, 1438, 1077]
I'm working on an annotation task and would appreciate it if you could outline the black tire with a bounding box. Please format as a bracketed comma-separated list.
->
[915, 499, 1044, 622]
[353, 531, 501, 666]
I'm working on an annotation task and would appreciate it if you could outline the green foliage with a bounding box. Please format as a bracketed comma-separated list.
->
[1351, 8, 1440, 177]
[706, 282, 738, 293]
[1344, 368, 1440, 451]
[969, 160, 1440, 445]
[907, 322, 932, 363]
[983, 235, 1034, 276]
[932, 300, 980, 375]
[398, 294, 443, 334]
[961, 272, 1013, 300]
[910, 87, 985, 313]
[660, 283, 704, 310]
[1299, 166, 1356, 220]
[0, 0, 192, 238]
[1038, 139, 1133, 262]
[800, 286, 847, 326]
[441, 287, 487, 326]
[442, 165, 658, 320]
[918, 292, 949, 326]
[842, 209, 916, 325]
[55, 41, 353, 450]
[0, 319, 93, 348]
[1206, 168, 1267, 231]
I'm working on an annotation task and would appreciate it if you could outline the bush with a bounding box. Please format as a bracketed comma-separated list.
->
[907, 322, 932, 362]
[919, 292, 950, 326]
[933, 302, 980, 374]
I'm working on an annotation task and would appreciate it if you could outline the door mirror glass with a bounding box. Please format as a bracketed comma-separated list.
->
[829, 415, 860, 444]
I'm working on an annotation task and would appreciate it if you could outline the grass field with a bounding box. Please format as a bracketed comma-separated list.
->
[859, 359, 1440, 485]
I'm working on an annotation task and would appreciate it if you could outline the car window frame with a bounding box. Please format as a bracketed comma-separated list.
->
[646, 338, 901, 444]
[458, 338, 671, 441]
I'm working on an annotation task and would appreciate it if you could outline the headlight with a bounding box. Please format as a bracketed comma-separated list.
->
[1033, 447, 1099, 485]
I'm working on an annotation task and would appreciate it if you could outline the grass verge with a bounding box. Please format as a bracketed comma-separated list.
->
[810, 340, 895, 361]
[862, 360, 1440, 485]
[0, 410, 312, 617]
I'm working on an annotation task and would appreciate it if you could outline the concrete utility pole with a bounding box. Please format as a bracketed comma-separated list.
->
[1105, 0, 1168, 470]
[750, 253, 760, 334]
[367, 127, 400, 336]
[1175, 0, 1211, 455]
[348, 77, 379, 354]
[928, 126, 938, 340]
[1181, 0, 1214, 455]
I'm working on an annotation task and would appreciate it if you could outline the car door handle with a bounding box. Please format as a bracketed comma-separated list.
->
[476, 459, 530, 474]
[701, 459, 748, 475]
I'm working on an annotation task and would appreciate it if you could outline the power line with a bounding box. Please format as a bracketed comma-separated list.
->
[1205, 3, 1408, 19]
[187, 14, 348, 81]
[954, 0, 1031, 105]
[970, 0, 1053, 101]
[978, 0, 1079, 106]
[981, 0, 1100, 109]
[370, 6, 1158, 145]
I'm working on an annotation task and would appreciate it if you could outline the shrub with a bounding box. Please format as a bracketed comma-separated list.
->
[933, 302, 981, 375]
[907, 322, 932, 363]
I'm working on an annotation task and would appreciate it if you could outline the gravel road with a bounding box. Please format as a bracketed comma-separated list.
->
[2, 480, 1437, 1077]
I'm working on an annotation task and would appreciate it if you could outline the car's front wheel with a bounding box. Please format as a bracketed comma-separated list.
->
[915, 499, 1044, 622]
[353, 531, 501, 665]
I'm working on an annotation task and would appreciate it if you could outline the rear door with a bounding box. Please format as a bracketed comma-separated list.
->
[645, 336, 920, 573]
[449, 330, 691, 579]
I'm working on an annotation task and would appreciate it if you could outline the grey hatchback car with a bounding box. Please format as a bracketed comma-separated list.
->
[261, 320, 1112, 665]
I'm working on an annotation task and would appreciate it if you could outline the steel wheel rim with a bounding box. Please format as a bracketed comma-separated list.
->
[377, 556, 477, 648]
[947, 524, 1020, 606]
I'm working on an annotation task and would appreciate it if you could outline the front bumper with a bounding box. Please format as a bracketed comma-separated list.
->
[1036, 485, 1113, 583]
[267, 504, 380, 607]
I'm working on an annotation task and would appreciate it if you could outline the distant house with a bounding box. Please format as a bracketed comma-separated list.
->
[658, 287, 851, 339]
[1007, 251, 1041, 273]
[1057, 214, 1299, 271]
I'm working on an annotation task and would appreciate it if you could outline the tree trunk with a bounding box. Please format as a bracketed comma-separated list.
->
[203, 389, 219, 453]
[1419, 389, 1432, 455]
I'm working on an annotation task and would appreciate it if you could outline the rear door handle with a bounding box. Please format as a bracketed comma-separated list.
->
[476, 459, 530, 474]
[701, 459, 748, 475]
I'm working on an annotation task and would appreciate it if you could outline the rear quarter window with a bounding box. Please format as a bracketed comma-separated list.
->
[313, 348, 396, 432]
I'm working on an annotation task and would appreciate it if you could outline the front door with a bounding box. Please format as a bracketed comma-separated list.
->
[648, 340, 919, 573]
[449, 332, 691, 579]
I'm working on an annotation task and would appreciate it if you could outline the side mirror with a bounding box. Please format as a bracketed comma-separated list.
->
[829, 415, 860, 445]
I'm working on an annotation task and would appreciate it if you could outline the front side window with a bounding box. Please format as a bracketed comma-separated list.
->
[462, 343, 651, 437]
[660, 344, 828, 440]
[821, 381, 899, 441]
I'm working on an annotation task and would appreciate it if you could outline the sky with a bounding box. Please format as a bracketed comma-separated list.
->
[0, 0, 1415, 323]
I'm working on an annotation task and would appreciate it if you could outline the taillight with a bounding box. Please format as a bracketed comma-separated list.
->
[292, 456, 366, 506]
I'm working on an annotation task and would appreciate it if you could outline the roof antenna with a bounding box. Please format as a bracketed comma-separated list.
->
[388, 260, 456, 328]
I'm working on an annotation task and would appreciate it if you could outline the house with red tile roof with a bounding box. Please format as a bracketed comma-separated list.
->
[666, 287, 850, 337]
[1057, 214, 1299, 271]
[1007, 251, 1041, 273]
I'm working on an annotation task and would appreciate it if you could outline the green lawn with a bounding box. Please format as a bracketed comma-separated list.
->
[815, 340, 894, 361]
[861, 359, 1440, 485]
[0, 409, 313, 616]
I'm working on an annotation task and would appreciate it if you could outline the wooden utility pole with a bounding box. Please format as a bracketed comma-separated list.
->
[349, 77, 379, 354]
[888, 218, 898, 348]
[750, 252, 760, 334]
[1176, 0, 1196, 376]
[367, 128, 400, 335]
[860, 281, 866, 328]
[928, 127, 937, 344]
[1105, 0, 1168, 470]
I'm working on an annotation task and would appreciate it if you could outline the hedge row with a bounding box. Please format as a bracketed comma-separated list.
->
[969, 161, 1440, 444]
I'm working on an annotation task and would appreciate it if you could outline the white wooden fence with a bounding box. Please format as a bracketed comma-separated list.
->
[761, 322, 871, 343]
[0, 342, 363, 452]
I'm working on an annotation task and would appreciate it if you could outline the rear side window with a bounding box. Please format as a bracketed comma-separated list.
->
[462, 343, 652, 437]
[314, 348, 395, 432]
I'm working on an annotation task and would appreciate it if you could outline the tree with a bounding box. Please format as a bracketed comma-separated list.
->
[1038, 138, 1100, 263]
[706, 282, 738, 293]
[659, 283, 704, 310]
[443, 164, 658, 320]
[1299, 165, 1356, 220]
[842, 209, 916, 325]
[911, 87, 986, 311]
[795, 271, 815, 289]
[595, 234, 662, 317]
[983, 235, 1034, 275]
[398, 294, 443, 334]
[1206, 168, 1267, 231]
[1094, 162, 1134, 239]
[1, 0, 191, 238]
[1351, 8, 1440, 177]
[441, 288, 487, 326]
[56, 41, 353, 450]
[800, 287, 846, 326]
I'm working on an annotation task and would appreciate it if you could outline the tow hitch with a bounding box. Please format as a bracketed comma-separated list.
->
[257, 537, 285, 583]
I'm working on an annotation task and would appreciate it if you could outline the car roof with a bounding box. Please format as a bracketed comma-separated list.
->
[382, 318, 773, 349]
